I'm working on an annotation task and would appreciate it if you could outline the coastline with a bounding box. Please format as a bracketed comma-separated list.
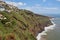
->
[36, 18, 56, 40]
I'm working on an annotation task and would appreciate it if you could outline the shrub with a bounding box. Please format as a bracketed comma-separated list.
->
[0, 35, 2, 40]
[5, 33, 16, 40]
[1, 19, 9, 24]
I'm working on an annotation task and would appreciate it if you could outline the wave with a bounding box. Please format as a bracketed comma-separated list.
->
[36, 18, 56, 40]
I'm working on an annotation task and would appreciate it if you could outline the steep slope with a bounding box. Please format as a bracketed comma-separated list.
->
[0, 1, 52, 40]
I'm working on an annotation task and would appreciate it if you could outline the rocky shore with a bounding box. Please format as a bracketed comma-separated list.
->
[36, 18, 56, 40]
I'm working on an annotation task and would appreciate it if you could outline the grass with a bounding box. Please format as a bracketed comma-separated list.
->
[0, 3, 52, 40]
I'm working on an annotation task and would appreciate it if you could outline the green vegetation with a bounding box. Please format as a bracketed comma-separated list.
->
[0, 1, 52, 40]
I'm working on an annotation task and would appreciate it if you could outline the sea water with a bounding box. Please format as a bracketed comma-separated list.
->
[36, 14, 60, 40]
[36, 18, 56, 40]
[46, 18, 60, 40]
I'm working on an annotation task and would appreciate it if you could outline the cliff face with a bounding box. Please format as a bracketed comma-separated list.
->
[0, 1, 52, 40]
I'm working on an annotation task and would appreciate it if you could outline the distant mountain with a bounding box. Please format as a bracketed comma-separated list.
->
[0, 1, 52, 40]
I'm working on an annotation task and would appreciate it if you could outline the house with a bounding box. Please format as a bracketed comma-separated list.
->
[0, 5, 5, 11]
[0, 14, 3, 19]
[0, 14, 7, 20]
[0, 1, 5, 5]
[5, 10, 13, 12]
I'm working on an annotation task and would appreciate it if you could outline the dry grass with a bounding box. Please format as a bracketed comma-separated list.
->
[0, 35, 2, 40]
[5, 33, 16, 40]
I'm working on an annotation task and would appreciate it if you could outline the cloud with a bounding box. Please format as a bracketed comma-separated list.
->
[23, 4, 60, 14]
[4, 0, 60, 14]
[5, 1, 26, 6]
[56, 0, 60, 1]
[43, 0, 46, 2]
[24, 4, 58, 10]
[44, 7, 58, 10]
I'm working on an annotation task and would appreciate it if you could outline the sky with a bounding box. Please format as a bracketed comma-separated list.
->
[2, 0, 60, 14]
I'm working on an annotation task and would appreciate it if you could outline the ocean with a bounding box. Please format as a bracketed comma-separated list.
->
[36, 14, 60, 40]
[36, 18, 56, 40]
[46, 18, 60, 40]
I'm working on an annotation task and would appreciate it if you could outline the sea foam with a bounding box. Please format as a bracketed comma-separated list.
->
[36, 18, 56, 40]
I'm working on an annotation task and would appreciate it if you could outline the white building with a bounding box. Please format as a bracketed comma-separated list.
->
[0, 14, 7, 20]
[0, 5, 5, 11]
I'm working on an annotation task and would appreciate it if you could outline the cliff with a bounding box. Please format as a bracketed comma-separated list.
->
[0, 1, 53, 40]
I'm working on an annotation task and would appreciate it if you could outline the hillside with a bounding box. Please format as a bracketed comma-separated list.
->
[0, 1, 52, 40]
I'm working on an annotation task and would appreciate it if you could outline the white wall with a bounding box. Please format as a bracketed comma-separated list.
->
[0, 8, 5, 11]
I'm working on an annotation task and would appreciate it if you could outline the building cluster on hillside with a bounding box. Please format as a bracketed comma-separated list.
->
[0, 5, 13, 12]
[0, 1, 13, 19]
[0, 5, 6, 20]
[0, 5, 5, 11]
[0, 14, 7, 20]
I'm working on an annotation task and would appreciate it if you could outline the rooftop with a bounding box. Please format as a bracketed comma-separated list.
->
[0, 5, 4, 8]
